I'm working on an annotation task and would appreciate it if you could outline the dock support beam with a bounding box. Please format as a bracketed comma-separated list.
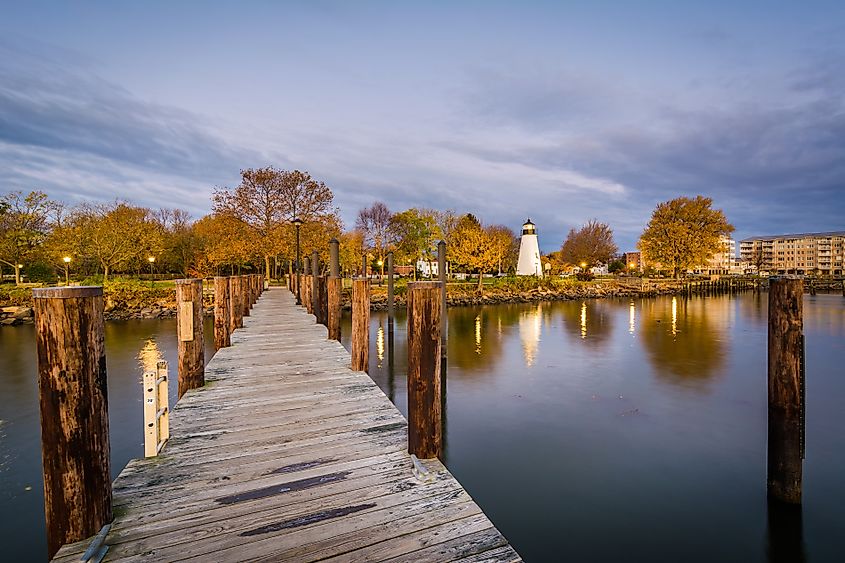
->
[768, 278, 805, 504]
[33, 286, 112, 559]
[387, 251, 395, 329]
[214, 276, 231, 349]
[407, 281, 443, 459]
[352, 278, 370, 372]
[176, 278, 205, 399]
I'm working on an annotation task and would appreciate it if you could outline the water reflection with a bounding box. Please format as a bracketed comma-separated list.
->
[137, 339, 163, 373]
[475, 315, 482, 355]
[376, 323, 385, 368]
[767, 501, 806, 563]
[560, 300, 614, 347]
[519, 304, 542, 367]
[640, 297, 727, 385]
[629, 301, 636, 335]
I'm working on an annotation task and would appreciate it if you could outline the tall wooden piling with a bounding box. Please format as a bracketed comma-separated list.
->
[176, 279, 205, 399]
[312, 251, 321, 323]
[214, 276, 231, 349]
[387, 251, 395, 327]
[32, 286, 112, 559]
[228, 277, 240, 332]
[438, 240, 447, 358]
[328, 239, 341, 341]
[768, 277, 804, 504]
[351, 278, 370, 372]
[407, 281, 443, 459]
[242, 275, 251, 317]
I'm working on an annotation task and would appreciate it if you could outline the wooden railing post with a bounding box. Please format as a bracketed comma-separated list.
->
[387, 251, 395, 328]
[768, 277, 804, 504]
[303, 257, 311, 313]
[438, 240, 447, 358]
[407, 281, 443, 459]
[227, 277, 238, 333]
[243, 275, 251, 317]
[312, 251, 321, 323]
[328, 239, 341, 341]
[214, 276, 231, 349]
[319, 274, 328, 327]
[176, 279, 205, 399]
[32, 286, 112, 559]
[351, 278, 370, 372]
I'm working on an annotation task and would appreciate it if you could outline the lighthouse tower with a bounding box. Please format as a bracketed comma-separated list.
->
[516, 218, 543, 276]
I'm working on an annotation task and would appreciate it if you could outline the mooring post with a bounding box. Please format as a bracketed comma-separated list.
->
[214, 276, 230, 349]
[312, 251, 321, 322]
[438, 240, 447, 358]
[228, 276, 240, 331]
[352, 277, 370, 372]
[387, 251, 395, 328]
[241, 274, 252, 317]
[407, 281, 443, 459]
[303, 257, 311, 313]
[32, 286, 112, 559]
[768, 277, 805, 504]
[319, 274, 328, 327]
[328, 239, 342, 341]
[176, 279, 205, 399]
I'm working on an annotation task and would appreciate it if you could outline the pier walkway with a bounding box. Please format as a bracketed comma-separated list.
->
[52, 287, 520, 562]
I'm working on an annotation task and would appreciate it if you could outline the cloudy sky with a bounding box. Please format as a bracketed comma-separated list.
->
[1, 1, 843, 251]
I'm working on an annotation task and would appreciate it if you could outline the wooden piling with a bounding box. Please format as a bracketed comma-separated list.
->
[32, 286, 112, 559]
[214, 276, 231, 349]
[176, 279, 205, 399]
[768, 277, 804, 504]
[438, 240, 447, 358]
[227, 277, 239, 333]
[387, 251, 395, 327]
[407, 281, 443, 460]
[351, 278, 370, 372]
[319, 275, 328, 327]
[328, 239, 341, 341]
[242, 275, 251, 317]
[312, 252, 321, 322]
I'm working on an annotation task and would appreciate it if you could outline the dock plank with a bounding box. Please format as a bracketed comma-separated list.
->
[51, 287, 520, 562]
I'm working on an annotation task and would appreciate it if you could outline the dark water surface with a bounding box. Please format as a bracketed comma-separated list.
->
[340, 293, 845, 563]
[1, 293, 843, 561]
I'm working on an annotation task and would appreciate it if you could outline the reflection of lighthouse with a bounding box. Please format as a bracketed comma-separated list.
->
[516, 218, 543, 276]
[519, 304, 542, 367]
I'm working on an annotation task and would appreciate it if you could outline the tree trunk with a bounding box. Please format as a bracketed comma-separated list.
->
[477, 272, 484, 294]
[264, 255, 271, 280]
[14, 264, 21, 285]
[103, 264, 110, 284]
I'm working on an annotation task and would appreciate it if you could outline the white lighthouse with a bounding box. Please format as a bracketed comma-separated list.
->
[516, 218, 543, 276]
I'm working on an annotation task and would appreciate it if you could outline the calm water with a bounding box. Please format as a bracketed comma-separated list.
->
[1, 293, 843, 561]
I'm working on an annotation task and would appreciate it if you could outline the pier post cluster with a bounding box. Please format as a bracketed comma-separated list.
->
[292, 241, 447, 461]
[33, 275, 265, 558]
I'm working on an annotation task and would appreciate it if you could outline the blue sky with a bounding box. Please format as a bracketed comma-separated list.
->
[1, 1, 843, 252]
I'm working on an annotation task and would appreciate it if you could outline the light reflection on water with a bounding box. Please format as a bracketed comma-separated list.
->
[342, 292, 845, 563]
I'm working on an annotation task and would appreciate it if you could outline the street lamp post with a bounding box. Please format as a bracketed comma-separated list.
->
[63, 256, 71, 286]
[148, 256, 156, 287]
[292, 217, 303, 305]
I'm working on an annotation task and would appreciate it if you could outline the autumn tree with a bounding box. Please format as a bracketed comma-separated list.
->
[389, 208, 439, 279]
[355, 202, 394, 273]
[450, 214, 498, 291]
[213, 167, 335, 278]
[486, 224, 518, 275]
[339, 229, 366, 276]
[155, 208, 202, 276]
[192, 213, 258, 276]
[0, 190, 56, 284]
[560, 219, 618, 272]
[638, 196, 734, 278]
[74, 202, 162, 282]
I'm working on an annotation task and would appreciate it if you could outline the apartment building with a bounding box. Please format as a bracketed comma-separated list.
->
[740, 231, 845, 275]
[698, 236, 736, 275]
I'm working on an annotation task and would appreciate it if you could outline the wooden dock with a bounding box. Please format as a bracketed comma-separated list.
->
[51, 287, 520, 562]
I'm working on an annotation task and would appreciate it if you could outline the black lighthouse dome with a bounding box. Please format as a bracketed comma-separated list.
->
[522, 218, 536, 235]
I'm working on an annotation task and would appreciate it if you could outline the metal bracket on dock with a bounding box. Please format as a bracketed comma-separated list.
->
[80, 523, 110, 563]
